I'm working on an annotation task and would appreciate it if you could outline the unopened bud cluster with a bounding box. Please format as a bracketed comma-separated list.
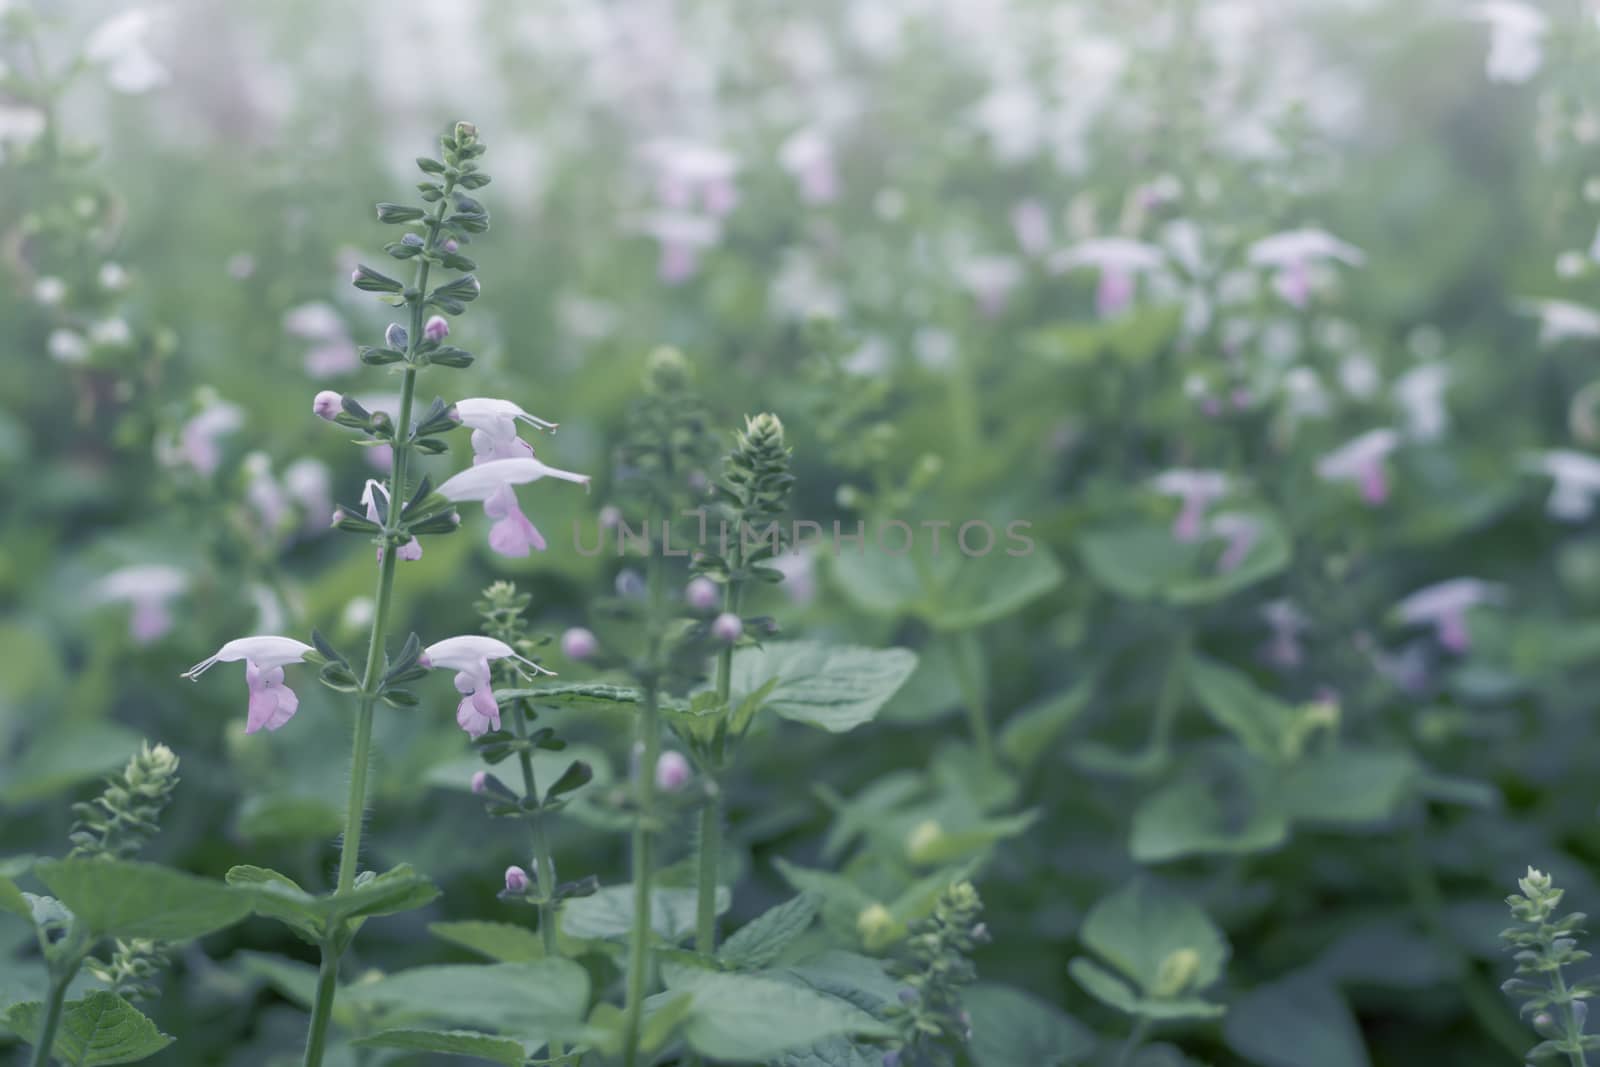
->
[69, 742, 180, 860]
[881, 880, 987, 1065]
[1501, 867, 1599, 1060]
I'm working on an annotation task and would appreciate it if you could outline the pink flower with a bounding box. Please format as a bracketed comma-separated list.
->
[1050, 238, 1166, 319]
[1394, 578, 1505, 654]
[97, 564, 187, 644]
[778, 128, 839, 204]
[646, 140, 739, 217]
[183, 636, 315, 734]
[1010, 199, 1053, 258]
[1208, 512, 1260, 573]
[686, 577, 720, 611]
[638, 212, 720, 284]
[957, 256, 1024, 318]
[1247, 229, 1365, 310]
[421, 635, 552, 738]
[1530, 450, 1600, 521]
[655, 751, 692, 792]
[471, 770, 489, 795]
[439, 457, 591, 558]
[172, 400, 243, 476]
[505, 865, 530, 893]
[1316, 429, 1400, 505]
[453, 398, 557, 465]
[1261, 600, 1308, 670]
[711, 613, 743, 642]
[313, 390, 342, 421]
[561, 627, 598, 661]
[424, 315, 450, 342]
[362, 481, 422, 561]
[1151, 469, 1229, 542]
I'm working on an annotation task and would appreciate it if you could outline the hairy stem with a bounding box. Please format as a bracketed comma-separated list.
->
[28, 969, 70, 1067]
[510, 701, 566, 1062]
[951, 629, 993, 767]
[694, 789, 723, 956]
[622, 511, 667, 1067]
[301, 164, 456, 1067]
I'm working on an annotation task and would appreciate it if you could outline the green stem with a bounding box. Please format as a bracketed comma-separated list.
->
[509, 701, 567, 1063]
[1146, 628, 1193, 758]
[301, 166, 456, 1067]
[300, 950, 340, 1067]
[694, 789, 723, 956]
[28, 970, 71, 1067]
[1113, 1017, 1150, 1067]
[622, 513, 668, 1067]
[1551, 965, 1590, 1067]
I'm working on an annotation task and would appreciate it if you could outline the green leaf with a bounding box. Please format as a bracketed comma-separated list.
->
[7, 991, 172, 1065]
[719, 895, 818, 970]
[37, 859, 251, 942]
[562, 885, 729, 943]
[1073, 877, 1229, 1019]
[1280, 748, 1414, 826]
[999, 678, 1096, 768]
[226, 865, 322, 941]
[830, 546, 1063, 629]
[0, 722, 142, 805]
[1185, 657, 1296, 762]
[1076, 514, 1288, 606]
[0, 873, 31, 923]
[964, 982, 1098, 1067]
[1067, 958, 1224, 1020]
[499, 683, 643, 711]
[343, 960, 590, 1038]
[1130, 768, 1289, 864]
[331, 864, 440, 924]
[430, 920, 546, 962]
[351, 1028, 528, 1066]
[226, 863, 438, 938]
[1223, 972, 1371, 1067]
[729, 641, 918, 733]
[661, 961, 894, 1060]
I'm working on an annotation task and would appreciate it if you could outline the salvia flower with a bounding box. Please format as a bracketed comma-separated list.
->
[639, 212, 721, 285]
[1050, 238, 1165, 318]
[1522, 299, 1600, 346]
[1261, 599, 1309, 670]
[1393, 363, 1450, 441]
[686, 577, 720, 611]
[1010, 198, 1053, 257]
[96, 564, 187, 644]
[1151, 469, 1229, 542]
[424, 314, 450, 342]
[312, 390, 342, 421]
[711, 612, 743, 642]
[84, 8, 170, 94]
[174, 399, 243, 476]
[1247, 228, 1365, 309]
[1316, 429, 1400, 505]
[957, 256, 1024, 317]
[505, 865, 530, 893]
[420, 635, 552, 738]
[439, 457, 590, 558]
[454, 397, 558, 465]
[778, 128, 839, 204]
[182, 636, 315, 734]
[561, 627, 598, 661]
[361, 481, 422, 562]
[1208, 512, 1260, 573]
[1530, 450, 1600, 521]
[1394, 578, 1506, 654]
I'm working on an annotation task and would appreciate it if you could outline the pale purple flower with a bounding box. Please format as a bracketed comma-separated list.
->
[1011, 199, 1053, 257]
[454, 398, 557, 465]
[174, 400, 243, 476]
[645, 141, 739, 217]
[1530, 450, 1600, 521]
[244, 453, 291, 537]
[1316, 429, 1400, 505]
[48, 329, 88, 365]
[285, 301, 356, 379]
[778, 128, 839, 204]
[471, 770, 489, 795]
[639, 212, 720, 285]
[561, 627, 598, 661]
[1394, 363, 1451, 441]
[771, 550, 818, 607]
[957, 256, 1024, 318]
[1261, 599, 1308, 670]
[1208, 512, 1260, 573]
[424, 315, 450, 342]
[1152, 469, 1229, 542]
[1248, 229, 1365, 309]
[1470, 2, 1546, 84]
[384, 323, 408, 350]
[183, 636, 315, 734]
[362, 481, 421, 561]
[97, 564, 187, 644]
[283, 458, 332, 533]
[313, 390, 342, 421]
[655, 751, 692, 792]
[505, 865, 530, 893]
[711, 613, 743, 643]
[1049, 239, 1165, 319]
[1394, 579, 1506, 654]
[1359, 633, 1431, 694]
[439, 457, 591, 558]
[686, 577, 720, 611]
[420, 635, 551, 738]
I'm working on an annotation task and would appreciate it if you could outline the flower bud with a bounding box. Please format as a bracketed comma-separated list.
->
[599, 505, 622, 530]
[424, 315, 450, 342]
[504, 865, 530, 893]
[561, 627, 598, 661]
[401, 232, 424, 248]
[34, 276, 66, 304]
[98, 262, 129, 291]
[443, 238, 460, 253]
[655, 751, 691, 792]
[471, 770, 488, 795]
[385, 323, 408, 350]
[686, 577, 719, 611]
[313, 391, 342, 421]
[711, 612, 743, 643]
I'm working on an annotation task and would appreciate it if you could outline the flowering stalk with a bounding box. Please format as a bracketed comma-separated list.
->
[1502, 867, 1599, 1066]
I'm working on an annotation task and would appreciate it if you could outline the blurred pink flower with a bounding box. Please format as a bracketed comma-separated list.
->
[779, 128, 839, 204]
[1248, 229, 1364, 309]
[1050, 238, 1165, 318]
[1394, 578, 1505, 654]
[1152, 469, 1229, 542]
[1316, 429, 1399, 505]
[97, 564, 187, 644]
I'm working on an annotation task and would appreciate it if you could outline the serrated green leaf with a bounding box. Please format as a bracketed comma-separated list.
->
[1186, 657, 1296, 762]
[964, 982, 1098, 1067]
[719, 895, 818, 969]
[729, 642, 918, 733]
[343, 960, 590, 1038]
[37, 859, 251, 942]
[661, 961, 894, 1060]
[999, 677, 1096, 769]
[7, 991, 172, 1065]
[429, 920, 546, 962]
[562, 885, 729, 943]
[1224, 972, 1371, 1067]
